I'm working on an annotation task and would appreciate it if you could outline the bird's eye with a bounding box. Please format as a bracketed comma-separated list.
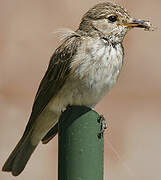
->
[107, 15, 118, 22]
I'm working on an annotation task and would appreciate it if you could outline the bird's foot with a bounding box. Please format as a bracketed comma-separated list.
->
[98, 115, 108, 138]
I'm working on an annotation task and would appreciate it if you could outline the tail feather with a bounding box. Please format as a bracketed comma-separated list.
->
[42, 123, 58, 144]
[12, 138, 36, 176]
[2, 132, 37, 176]
[2, 135, 27, 172]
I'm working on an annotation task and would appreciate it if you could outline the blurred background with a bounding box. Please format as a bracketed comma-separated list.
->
[0, 0, 161, 179]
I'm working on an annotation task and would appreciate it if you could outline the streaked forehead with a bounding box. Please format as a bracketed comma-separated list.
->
[84, 2, 131, 19]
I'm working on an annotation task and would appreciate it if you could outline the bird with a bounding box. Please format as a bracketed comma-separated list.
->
[2, 2, 153, 176]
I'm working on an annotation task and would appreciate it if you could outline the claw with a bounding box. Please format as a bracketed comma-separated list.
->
[98, 115, 108, 138]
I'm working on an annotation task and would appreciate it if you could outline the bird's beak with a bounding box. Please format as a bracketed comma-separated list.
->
[123, 19, 153, 30]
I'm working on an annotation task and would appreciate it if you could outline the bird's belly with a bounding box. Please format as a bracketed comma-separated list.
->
[49, 41, 123, 112]
[49, 71, 120, 114]
[77, 65, 121, 106]
[48, 63, 122, 112]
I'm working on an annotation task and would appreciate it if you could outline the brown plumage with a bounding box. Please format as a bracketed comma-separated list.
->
[2, 2, 153, 176]
[2, 35, 81, 176]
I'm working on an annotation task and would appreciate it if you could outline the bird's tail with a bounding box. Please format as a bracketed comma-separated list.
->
[2, 130, 38, 176]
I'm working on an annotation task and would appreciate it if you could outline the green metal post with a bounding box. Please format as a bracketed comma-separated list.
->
[58, 106, 104, 180]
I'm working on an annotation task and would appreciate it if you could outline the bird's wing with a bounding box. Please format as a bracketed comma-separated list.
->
[24, 35, 81, 136]
[2, 35, 81, 173]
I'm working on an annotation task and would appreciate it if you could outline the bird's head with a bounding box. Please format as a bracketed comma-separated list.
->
[78, 2, 153, 43]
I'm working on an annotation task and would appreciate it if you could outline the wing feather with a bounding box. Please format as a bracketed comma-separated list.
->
[23, 34, 81, 136]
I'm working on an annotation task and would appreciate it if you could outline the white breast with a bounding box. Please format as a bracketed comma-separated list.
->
[71, 38, 124, 102]
[49, 38, 124, 112]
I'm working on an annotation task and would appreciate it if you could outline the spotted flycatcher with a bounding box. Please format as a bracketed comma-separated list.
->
[2, 2, 153, 176]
